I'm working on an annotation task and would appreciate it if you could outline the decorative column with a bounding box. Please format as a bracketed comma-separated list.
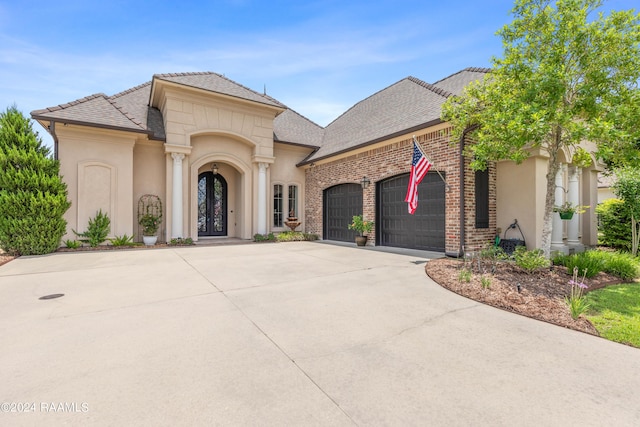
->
[551, 164, 568, 254]
[257, 162, 268, 235]
[171, 153, 185, 238]
[567, 166, 583, 251]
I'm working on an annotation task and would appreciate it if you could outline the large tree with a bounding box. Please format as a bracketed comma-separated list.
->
[442, 0, 640, 257]
[0, 106, 71, 255]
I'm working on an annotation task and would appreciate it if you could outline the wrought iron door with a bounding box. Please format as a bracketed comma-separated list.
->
[198, 172, 227, 236]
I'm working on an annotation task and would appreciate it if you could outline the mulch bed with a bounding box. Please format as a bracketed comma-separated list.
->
[425, 257, 626, 335]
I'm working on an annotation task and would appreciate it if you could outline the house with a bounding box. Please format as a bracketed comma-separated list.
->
[31, 68, 601, 254]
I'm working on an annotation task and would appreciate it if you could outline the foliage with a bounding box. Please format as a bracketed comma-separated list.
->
[64, 239, 82, 249]
[553, 201, 589, 215]
[139, 213, 161, 236]
[553, 249, 640, 280]
[169, 237, 194, 246]
[276, 231, 319, 242]
[348, 215, 373, 236]
[480, 276, 492, 289]
[441, 0, 640, 257]
[110, 234, 134, 246]
[0, 106, 71, 255]
[137, 195, 163, 237]
[596, 198, 632, 250]
[565, 267, 590, 320]
[458, 268, 472, 283]
[254, 233, 276, 242]
[74, 210, 110, 247]
[612, 167, 640, 256]
[586, 283, 640, 348]
[514, 246, 550, 273]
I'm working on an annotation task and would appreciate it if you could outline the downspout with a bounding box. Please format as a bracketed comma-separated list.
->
[49, 121, 59, 160]
[446, 126, 474, 258]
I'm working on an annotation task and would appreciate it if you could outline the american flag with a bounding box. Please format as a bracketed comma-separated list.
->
[404, 141, 432, 214]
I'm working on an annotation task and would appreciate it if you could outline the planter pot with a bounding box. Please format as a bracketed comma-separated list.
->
[559, 212, 574, 220]
[355, 236, 368, 247]
[143, 235, 158, 246]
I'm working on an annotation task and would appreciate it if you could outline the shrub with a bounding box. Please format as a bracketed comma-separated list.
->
[110, 234, 134, 246]
[254, 233, 276, 242]
[0, 106, 71, 255]
[600, 252, 640, 280]
[74, 210, 110, 247]
[514, 246, 549, 273]
[562, 251, 604, 278]
[64, 239, 82, 249]
[276, 231, 319, 242]
[596, 199, 631, 251]
[458, 268, 472, 283]
[169, 237, 194, 246]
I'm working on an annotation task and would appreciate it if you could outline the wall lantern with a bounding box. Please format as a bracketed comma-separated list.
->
[211, 163, 219, 175]
[360, 176, 371, 189]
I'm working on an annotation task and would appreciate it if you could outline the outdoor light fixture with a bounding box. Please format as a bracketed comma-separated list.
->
[211, 163, 219, 175]
[360, 176, 370, 189]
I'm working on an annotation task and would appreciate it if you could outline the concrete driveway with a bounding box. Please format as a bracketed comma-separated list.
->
[1, 242, 638, 426]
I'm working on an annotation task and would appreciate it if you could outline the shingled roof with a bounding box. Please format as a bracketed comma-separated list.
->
[31, 67, 489, 160]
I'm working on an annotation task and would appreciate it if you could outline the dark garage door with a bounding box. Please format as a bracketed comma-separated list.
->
[324, 183, 363, 242]
[378, 173, 445, 252]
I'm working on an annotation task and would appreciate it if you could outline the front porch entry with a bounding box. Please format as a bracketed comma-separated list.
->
[198, 171, 227, 237]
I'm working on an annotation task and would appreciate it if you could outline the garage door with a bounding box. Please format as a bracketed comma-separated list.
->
[324, 183, 363, 242]
[378, 173, 445, 251]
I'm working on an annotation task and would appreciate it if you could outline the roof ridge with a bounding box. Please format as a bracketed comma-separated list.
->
[110, 81, 152, 99]
[31, 93, 108, 115]
[154, 71, 287, 108]
[431, 67, 491, 86]
[324, 77, 415, 128]
[407, 76, 453, 98]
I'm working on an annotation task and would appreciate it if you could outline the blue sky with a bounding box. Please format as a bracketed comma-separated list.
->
[0, 0, 637, 149]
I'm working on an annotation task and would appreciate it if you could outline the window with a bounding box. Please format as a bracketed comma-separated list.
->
[288, 185, 298, 217]
[273, 184, 283, 227]
[475, 169, 489, 228]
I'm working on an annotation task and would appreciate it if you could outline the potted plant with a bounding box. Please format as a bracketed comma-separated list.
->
[139, 213, 161, 245]
[348, 214, 373, 246]
[553, 202, 589, 220]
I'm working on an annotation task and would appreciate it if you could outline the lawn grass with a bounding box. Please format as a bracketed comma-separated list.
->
[585, 283, 640, 348]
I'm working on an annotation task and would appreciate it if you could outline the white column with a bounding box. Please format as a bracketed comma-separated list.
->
[171, 153, 185, 238]
[257, 162, 268, 235]
[551, 164, 568, 254]
[567, 166, 583, 251]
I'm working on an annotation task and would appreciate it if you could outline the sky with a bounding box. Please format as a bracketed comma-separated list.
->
[1, 0, 637, 150]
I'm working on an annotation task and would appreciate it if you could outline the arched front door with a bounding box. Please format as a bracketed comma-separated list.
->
[198, 172, 227, 236]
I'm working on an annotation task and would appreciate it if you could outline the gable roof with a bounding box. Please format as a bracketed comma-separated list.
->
[31, 67, 489, 159]
[151, 72, 286, 109]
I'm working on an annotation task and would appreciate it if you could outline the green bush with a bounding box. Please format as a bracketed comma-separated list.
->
[0, 106, 71, 255]
[110, 234, 134, 247]
[276, 231, 319, 242]
[254, 233, 276, 242]
[64, 239, 82, 249]
[74, 210, 110, 247]
[514, 246, 549, 273]
[562, 251, 605, 278]
[596, 199, 631, 250]
[553, 249, 640, 280]
[169, 237, 194, 246]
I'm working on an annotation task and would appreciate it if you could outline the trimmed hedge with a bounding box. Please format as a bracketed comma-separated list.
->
[596, 198, 631, 251]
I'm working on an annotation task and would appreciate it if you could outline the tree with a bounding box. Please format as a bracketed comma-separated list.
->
[0, 106, 71, 255]
[441, 0, 640, 257]
[612, 167, 640, 257]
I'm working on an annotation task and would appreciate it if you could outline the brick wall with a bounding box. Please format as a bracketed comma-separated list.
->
[304, 127, 496, 253]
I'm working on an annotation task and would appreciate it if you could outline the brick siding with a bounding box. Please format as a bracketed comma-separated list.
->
[304, 127, 496, 253]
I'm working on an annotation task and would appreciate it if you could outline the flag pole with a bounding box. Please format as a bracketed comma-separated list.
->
[413, 135, 451, 191]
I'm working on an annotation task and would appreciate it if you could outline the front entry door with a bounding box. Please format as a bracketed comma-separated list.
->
[198, 172, 227, 236]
